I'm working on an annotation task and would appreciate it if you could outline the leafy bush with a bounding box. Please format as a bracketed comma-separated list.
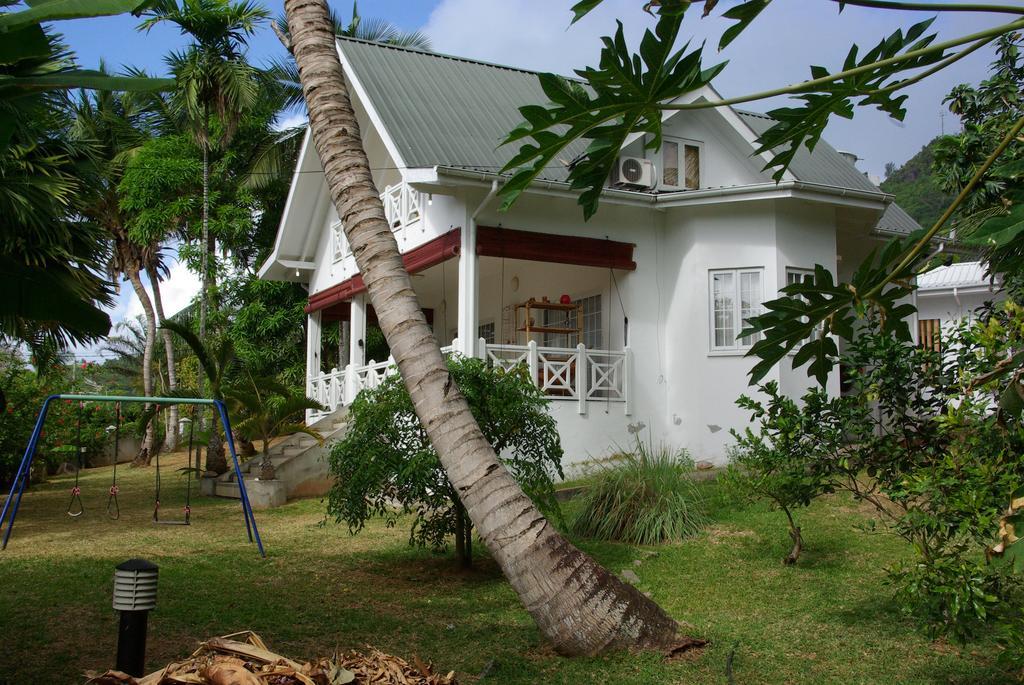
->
[725, 381, 852, 564]
[326, 356, 564, 567]
[570, 434, 707, 545]
[729, 307, 1024, 650]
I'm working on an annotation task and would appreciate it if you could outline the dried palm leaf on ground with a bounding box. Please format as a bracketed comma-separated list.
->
[84, 631, 456, 685]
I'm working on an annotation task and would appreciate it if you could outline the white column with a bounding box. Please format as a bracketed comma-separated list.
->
[349, 293, 367, 367]
[457, 221, 479, 357]
[305, 312, 322, 422]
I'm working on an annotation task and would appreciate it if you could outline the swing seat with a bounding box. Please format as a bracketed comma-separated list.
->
[152, 502, 190, 526]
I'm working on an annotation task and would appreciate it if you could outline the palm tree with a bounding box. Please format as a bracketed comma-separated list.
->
[0, 1, 171, 363]
[282, 0, 679, 655]
[162, 319, 236, 473]
[69, 81, 184, 458]
[139, 0, 269, 348]
[270, 1, 432, 110]
[225, 372, 324, 479]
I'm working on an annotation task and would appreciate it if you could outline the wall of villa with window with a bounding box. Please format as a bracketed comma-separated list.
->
[656, 199, 840, 460]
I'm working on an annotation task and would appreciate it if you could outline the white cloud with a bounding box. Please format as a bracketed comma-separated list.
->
[124, 258, 202, 322]
[274, 111, 307, 132]
[423, 1, 999, 177]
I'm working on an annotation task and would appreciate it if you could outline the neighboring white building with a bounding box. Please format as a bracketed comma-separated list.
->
[260, 37, 928, 471]
[914, 261, 1002, 351]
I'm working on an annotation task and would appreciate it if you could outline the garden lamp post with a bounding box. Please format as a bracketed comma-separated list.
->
[112, 558, 158, 676]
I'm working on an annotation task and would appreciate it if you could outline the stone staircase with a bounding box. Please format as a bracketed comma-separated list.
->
[212, 407, 349, 508]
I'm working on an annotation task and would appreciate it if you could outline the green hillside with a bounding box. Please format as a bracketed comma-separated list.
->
[880, 137, 954, 230]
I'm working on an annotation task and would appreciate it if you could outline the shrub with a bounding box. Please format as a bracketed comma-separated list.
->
[724, 381, 853, 564]
[326, 356, 564, 567]
[570, 434, 707, 545]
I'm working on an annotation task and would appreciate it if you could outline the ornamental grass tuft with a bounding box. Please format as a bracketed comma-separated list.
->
[570, 436, 708, 545]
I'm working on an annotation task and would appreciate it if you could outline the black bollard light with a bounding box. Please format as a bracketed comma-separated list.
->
[113, 558, 158, 677]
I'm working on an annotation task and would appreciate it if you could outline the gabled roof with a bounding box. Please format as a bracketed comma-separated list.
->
[735, 110, 880, 193]
[337, 36, 585, 183]
[336, 36, 917, 226]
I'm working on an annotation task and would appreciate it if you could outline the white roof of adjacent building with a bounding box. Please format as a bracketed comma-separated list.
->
[917, 261, 993, 291]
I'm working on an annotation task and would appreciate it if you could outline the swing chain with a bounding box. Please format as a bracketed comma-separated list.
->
[106, 401, 121, 520]
[66, 402, 85, 518]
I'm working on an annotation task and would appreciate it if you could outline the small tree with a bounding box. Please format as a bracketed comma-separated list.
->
[725, 382, 855, 565]
[225, 372, 324, 480]
[327, 357, 564, 568]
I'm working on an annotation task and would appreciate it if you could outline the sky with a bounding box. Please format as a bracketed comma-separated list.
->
[59, 0, 1007, 359]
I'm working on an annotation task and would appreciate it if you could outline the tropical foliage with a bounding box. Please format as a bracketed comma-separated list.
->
[224, 372, 323, 478]
[0, 0, 170, 362]
[327, 357, 564, 567]
[729, 308, 1024, 655]
[570, 433, 707, 546]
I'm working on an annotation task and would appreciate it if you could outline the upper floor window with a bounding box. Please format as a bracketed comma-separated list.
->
[662, 138, 701, 190]
[710, 268, 763, 351]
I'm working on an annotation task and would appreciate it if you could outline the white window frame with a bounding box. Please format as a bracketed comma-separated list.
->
[785, 267, 818, 348]
[660, 136, 704, 191]
[786, 267, 815, 288]
[708, 267, 764, 354]
[477, 320, 495, 344]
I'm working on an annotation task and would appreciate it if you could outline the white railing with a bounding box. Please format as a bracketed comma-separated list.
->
[380, 182, 422, 236]
[309, 340, 630, 420]
[330, 219, 348, 262]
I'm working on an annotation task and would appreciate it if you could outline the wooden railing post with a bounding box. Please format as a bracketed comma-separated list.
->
[527, 340, 539, 388]
[576, 343, 587, 415]
[477, 337, 487, 360]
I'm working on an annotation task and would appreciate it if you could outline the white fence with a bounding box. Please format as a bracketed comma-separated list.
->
[307, 340, 630, 422]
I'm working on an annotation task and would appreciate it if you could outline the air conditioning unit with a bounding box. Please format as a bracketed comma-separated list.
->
[612, 156, 656, 189]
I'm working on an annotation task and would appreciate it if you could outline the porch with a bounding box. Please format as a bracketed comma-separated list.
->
[307, 339, 632, 422]
[303, 222, 638, 423]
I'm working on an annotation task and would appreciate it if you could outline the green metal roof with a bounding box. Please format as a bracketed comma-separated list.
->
[338, 36, 583, 182]
[337, 37, 921, 234]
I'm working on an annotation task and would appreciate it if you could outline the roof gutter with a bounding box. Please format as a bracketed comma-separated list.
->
[432, 166, 891, 210]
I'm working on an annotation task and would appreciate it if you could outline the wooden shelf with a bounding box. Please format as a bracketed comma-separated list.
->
[516, 326, 579, 335]
[518, 301, 579, 312]
[515, 299, 583, 345]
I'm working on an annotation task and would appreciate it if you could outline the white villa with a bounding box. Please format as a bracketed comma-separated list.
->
[261, 36, 951, 471]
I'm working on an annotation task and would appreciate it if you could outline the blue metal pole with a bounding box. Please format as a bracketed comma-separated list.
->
[1, 394, 56, 549]
[215, 401, 265, 557]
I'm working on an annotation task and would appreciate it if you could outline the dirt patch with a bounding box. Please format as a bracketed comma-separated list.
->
[705, 525, 759, 545]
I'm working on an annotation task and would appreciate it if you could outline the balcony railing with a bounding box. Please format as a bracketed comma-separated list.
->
[328, 183, 423, 265]
[380, 182, 422, 237]
[307, 340, 630, 422]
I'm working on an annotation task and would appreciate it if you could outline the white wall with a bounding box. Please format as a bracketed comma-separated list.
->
[619, 108, 767, 190]
[774, 201, 841, 400]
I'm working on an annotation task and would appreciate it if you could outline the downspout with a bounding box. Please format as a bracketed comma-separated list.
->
[460, 180, 499, 357]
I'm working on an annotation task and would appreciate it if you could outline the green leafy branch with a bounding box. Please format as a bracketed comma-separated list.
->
[500, 1, 1024, 218]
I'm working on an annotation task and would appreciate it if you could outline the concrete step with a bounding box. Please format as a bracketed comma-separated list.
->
[214, 480, 241, 499]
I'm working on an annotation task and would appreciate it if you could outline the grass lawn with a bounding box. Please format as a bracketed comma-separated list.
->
[0, 451, 1011, 684]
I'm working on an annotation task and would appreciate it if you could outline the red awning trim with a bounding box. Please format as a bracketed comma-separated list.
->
[305, 230, 461, 314]
[476, 226, 636, 271]
[306, 226, 636, 314]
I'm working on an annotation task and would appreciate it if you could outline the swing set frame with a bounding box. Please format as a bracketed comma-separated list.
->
[0, 394, 266, 557]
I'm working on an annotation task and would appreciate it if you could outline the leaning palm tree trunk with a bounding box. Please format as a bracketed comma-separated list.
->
[127, 268, 157, 462]
[148, 264, 178, 451]
[283, 0, 680, 655]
